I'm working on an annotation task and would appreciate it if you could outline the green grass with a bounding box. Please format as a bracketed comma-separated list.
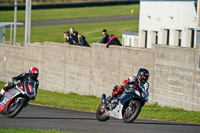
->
[0, 4, 139, 22]
[0, 81, 5, 88]
[0, 128, 76, 133]
[31, 89, 101, 112]
[140, 103, 200, 124]
[5, 19, 139, 44]
[0, 81, 200, 124]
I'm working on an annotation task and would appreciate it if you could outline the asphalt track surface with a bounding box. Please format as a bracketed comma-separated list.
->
[19, 15, 139, 27]
[0, 104, 200, 133]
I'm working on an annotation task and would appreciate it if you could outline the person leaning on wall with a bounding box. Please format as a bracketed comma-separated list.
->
[99, 29, 109, 44]
[106, 34, 122, 48]
[78, 34, 90, 47]
[70, 27, 79, 45]
[64, 31, 72, 45]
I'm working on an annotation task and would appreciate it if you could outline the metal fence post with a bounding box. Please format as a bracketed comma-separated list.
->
[10, 25, 13, 45]
[13, 0, 17, 45]
[25, 0, 32, 44]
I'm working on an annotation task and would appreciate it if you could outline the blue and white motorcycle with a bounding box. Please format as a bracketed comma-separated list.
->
[96, 87, 145, 123]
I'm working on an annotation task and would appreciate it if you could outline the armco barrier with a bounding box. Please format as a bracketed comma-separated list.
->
[0, 42, 199, 111]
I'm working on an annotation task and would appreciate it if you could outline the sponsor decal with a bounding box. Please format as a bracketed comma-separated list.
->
[0, 89, 19, 106]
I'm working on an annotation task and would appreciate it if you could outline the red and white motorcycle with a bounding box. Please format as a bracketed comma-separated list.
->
[0, 81, 36, 118]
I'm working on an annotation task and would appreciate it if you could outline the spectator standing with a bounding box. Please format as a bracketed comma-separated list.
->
[70, 27, 79, 45]
[64, 31, 72, 45]
[78, 34, 90, 47]
[100, 29, 109, 44]
[106, 34, 122, 48]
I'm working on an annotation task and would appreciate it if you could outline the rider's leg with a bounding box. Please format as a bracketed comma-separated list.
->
[106, 94, 116, 103]
[107, 85, 124, 103]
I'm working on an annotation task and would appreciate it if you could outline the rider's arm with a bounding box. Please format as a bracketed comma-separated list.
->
[139, 82, 149, 101]
[12, 73, 26, 82]
[31, 80, 39, 100]
[35, 80, 39, 94]
[123, 76, 135, 85]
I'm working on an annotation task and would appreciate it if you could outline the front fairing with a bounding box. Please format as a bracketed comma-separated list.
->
[119, 92, 135, 105]
[0, 88, 21, 114]
[106, 102, 123, 119]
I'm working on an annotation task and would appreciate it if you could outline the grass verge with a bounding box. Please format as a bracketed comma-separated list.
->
[31, 89, 101, 112]
[0, 128, 76, 133]
[5, 20, 139, 44]
[0, 4, 139, 22]
[0, 81, 200, 124]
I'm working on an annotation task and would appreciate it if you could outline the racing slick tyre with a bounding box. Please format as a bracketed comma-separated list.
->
[96, 103, 110, 121]
[7, 97, 25, 118]
[123, 100, 141, 123]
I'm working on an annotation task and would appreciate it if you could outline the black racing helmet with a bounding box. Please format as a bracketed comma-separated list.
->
[137, 68, 149, 83]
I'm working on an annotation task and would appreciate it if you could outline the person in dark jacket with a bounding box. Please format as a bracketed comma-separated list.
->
[70, 27, 79, 45]
[106, 34, 122, 48]
[64, 31, 72, 45]
[100, 29, 109, 44]
[78, 34, 90, 47]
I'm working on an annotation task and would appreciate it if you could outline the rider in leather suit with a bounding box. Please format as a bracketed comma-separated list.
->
[0, 67, 39, 99]
[107, 68, 149, 103]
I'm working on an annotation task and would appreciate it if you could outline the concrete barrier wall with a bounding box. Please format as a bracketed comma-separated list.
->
[194, 44, 200, 111]
[0, 42, 199, 111]
[153, 45, 199, 110]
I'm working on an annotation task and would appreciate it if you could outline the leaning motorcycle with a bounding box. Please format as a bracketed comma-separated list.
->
[0, 81, 36, 118]
[96, 87, 145, 123]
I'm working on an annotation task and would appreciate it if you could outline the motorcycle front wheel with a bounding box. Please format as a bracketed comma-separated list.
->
[96, 103, 110, 121]
[7, 97, 25, 118]
[123, 100, 141, 123]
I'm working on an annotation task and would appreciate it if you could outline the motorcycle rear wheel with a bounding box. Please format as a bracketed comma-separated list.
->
[96, 103, 110, 121]
[123, 100, 141, 123]
[7, 97, 25, 118]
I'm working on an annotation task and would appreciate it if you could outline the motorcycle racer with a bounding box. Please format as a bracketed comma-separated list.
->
[107, 68, 149, 103]
[0, 67, 39, 99]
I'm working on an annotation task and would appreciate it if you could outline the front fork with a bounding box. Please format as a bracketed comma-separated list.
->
[101, 94, 107, 111]
[129, 100, 136, 110]
[101, 94, 106, 103]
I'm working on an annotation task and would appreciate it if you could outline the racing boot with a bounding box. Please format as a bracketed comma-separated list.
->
[0, 89, 5, 99]
[106, 94, 119, 110]
[106, 85, 121, 103]
[106, 94, 115, 103]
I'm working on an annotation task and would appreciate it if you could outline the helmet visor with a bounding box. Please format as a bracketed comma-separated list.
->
[30, 73, 38, 79]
